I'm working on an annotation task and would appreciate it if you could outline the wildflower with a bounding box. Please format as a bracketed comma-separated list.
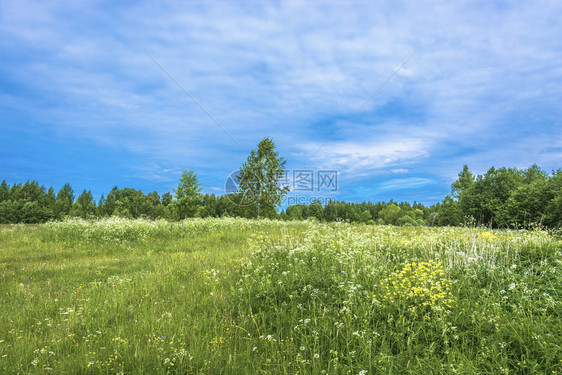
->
[380, 261, 454, 310]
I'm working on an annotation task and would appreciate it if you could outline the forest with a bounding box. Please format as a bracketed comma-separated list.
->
[1, 164, 560, 228]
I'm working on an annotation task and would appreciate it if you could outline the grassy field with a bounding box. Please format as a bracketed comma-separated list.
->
[0, 218, 561, 374]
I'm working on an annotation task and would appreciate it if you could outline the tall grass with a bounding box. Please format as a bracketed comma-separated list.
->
[0, 218, 560, 373]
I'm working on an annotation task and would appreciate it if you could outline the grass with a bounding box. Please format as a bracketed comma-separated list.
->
[0, 218, 561, 374]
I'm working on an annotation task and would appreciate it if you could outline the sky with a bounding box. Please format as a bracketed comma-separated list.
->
[1, 1, 561, 206]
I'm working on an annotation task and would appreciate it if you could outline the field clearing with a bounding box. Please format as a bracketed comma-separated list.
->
[1, 218, 561, 374]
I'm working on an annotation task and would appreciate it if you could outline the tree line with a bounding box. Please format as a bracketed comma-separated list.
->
[0, 178, 425, 225]
[0, 178, 261, 223]
[1, 136, 560, 227]
[279, 163, 561, 228]
[430, 164, 562, 228]
[2, 164, 559, 228]
[281, 200, 426, 225]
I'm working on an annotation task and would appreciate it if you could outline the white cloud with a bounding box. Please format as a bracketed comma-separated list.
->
[378, 178, 435, 191]
[1, 1, 561, 201]
[303, 137, 430, 175]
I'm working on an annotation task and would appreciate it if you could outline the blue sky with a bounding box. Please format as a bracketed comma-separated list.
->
[1, 1, 561, 206]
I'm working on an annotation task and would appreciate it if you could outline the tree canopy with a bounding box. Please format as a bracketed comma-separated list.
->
[0, 163, 560, 228]
[237, 137, 288, 219]
[174, 170, 203, 219]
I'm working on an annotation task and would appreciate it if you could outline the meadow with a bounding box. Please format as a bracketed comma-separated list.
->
[0, 218, 561, 374]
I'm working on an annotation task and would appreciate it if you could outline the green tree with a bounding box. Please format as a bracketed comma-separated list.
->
[379, 203, 401, 225]
[308, 200, 324, 221]
[98, 194, 106, 215]
[437, 195, 462, 226]
[9, 183, 22, 201]
[174, 170, 203, 219]
[0, 180, 10, 202]
[162, 192, 173, 207]
[360, 209, 372, 223]
[70, 189, 96, 218]
[55, 183, 74, 219]
[101, 186, 120, 216]
[544, 169, 562, 227]
[145, 191, 162, 219]
[200, 194, 218, 218]
[466, 167, 523, 226]
[343, 204, 360, 222]
[286, 204, 304, 220]
[452, 165, 474, 198]
[44, 187, 56, 208]
[237, 137, 288, 219]
[20, 181, 45, 202]
[324, 201, 339, 221]
[396, 215, 416, 226]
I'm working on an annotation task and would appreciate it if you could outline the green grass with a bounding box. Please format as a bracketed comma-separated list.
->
[1, 218, 561, 374]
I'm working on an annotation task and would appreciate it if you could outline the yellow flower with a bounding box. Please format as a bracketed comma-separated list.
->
[380, 261, 453, 310]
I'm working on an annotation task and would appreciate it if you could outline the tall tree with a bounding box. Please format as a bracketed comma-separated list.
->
[308, 200, 324, 220]
[451, 165, 474, 198]
[44, 187, 56, 208]
[544, 169, 562, 228]
[0, 181, 9, 202]
[55, 183, 74, 219]
[174, 170, 202, 219]
[237, 137, 288, 219]
[162, 192, 173, 207]
[71, 189, 96, 218]
[378, 203, 401, 225]
[437, 195, 462, 226]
